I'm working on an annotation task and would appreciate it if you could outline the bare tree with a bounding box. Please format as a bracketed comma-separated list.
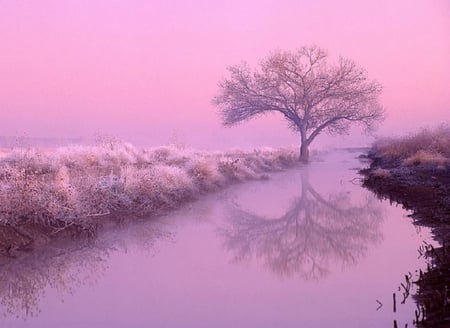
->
[213, 46, 384, 162]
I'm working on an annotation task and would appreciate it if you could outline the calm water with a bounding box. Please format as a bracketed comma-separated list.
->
[0, 149, 433, 327]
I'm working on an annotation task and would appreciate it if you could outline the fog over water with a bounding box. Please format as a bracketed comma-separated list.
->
[1, 0, 449, 150]
[0, 150, 434, 327]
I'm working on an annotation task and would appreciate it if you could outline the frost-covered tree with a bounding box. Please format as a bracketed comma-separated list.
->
[213, 46, 384, 162]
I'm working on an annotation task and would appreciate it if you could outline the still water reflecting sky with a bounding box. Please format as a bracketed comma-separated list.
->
[0, 149, 432, 327]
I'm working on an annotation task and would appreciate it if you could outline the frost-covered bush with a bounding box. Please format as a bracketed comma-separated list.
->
[0, 165, 74, 225]
[373, 124, 450, 162]
[6, 148, 57, 175]
[122, 165, 195, 212]
[0, 142, 298, 227]
[187, 159, 224, 190]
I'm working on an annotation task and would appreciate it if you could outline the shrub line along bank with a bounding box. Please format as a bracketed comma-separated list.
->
[0, 143, 299, 245]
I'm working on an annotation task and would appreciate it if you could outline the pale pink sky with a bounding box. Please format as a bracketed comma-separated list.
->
[1, 0, 449, 149]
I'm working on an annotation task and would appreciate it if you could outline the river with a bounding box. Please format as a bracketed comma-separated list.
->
[0, 149, 433, 327]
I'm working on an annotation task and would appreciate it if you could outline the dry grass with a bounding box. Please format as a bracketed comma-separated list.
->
[371, 168, 391, 177]
[403, 150, 448, 167]
[373, 124, 450, 166]
[0, 142, 298, 227]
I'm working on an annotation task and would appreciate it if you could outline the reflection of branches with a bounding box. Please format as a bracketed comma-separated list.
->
[221, 170, 383, 280]
[0, 240, 108, 318]
[0, 218, 172, 319]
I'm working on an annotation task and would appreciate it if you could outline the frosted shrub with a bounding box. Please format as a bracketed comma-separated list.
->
[241, 154, 267, 172]
[374, 124, 450, 161]
[145, 146, 172, 163]
[273, 149, 297, 167]
[249, 148, 297, 171]
[122, 165, 194, 213]
[142, 146, 191, 167]
[102, 142, 138, 166]
[8, 148, 56, 175]
[46, 166, 82, 220]
[188, 159, 224, 190]
[0, 143, 299, 227]
[218, 157, 242, 181]
[152, 165, 195, 203]
[222, 157, 260, 181]
[0, 166, 52, 225]
[53, 142, 138, 174]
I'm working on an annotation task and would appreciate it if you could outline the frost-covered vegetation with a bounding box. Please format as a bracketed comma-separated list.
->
[373, 124, 450, 166]
[0, 142, 297, 227]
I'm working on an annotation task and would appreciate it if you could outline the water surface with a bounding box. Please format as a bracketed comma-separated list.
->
[0, 149, 432, 327]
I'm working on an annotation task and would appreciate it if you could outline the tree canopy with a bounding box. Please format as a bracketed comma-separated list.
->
[213, 46, 384, 161]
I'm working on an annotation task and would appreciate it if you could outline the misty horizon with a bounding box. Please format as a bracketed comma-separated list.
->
[1, 0, 449, 151]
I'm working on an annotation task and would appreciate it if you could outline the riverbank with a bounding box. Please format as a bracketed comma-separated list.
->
[0, 143, 299, 257]
[360, 125, 450, 327]
[361, 152, 450, 227]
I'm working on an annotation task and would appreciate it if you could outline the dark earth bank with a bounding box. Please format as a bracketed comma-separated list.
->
[360, 151, 450, 327]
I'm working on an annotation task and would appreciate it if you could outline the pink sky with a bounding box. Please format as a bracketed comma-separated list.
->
[1, 0, 449, 149]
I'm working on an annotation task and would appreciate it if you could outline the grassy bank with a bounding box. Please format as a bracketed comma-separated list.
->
[371, 124, 450, 166]
[362, 124, 450, 224]
[0, 142, 298, 234]
[360, 124, 450, 327]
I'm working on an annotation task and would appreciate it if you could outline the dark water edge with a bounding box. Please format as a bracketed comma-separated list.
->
[360, 151, 450, 327]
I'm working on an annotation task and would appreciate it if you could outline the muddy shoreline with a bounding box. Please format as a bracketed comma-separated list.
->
[361, 151, 449, 223]
[360, 150, 450, 327]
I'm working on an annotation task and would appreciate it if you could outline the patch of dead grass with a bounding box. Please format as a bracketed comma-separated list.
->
[374, 124, 450, 163]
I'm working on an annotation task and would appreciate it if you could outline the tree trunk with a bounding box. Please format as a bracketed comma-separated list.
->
[299, 143, 309, 162]
[299, 130, 309, 162]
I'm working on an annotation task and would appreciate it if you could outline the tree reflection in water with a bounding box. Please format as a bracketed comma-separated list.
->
[0, 218, 172, 319]
[220, 169, 384, 280]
